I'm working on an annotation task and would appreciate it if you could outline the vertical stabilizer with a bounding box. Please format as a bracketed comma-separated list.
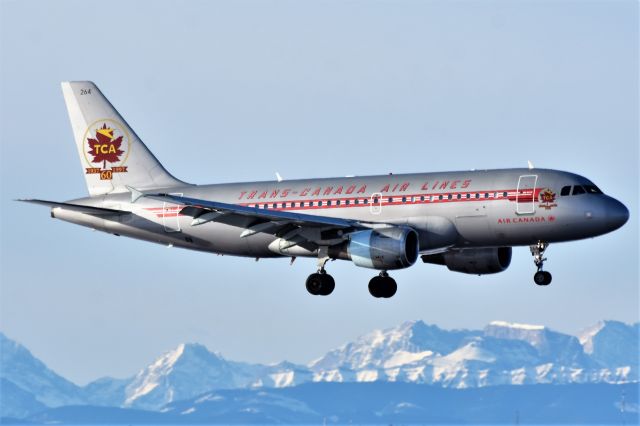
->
[61, 81, 185, 196]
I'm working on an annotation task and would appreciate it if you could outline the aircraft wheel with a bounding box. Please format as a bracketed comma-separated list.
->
[368, 276, 383, 298]
[319, 273, 335, 296]
[306, 273, 323, 295]
[306, 272, 335, 296]
[382, 277, 397, 298]
[368, 275, 397, 298]
[534, 271, 552, 286]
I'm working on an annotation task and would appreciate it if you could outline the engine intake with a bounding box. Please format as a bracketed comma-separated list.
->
[422, 247, 512, 275]
[333, 227, 419, 270]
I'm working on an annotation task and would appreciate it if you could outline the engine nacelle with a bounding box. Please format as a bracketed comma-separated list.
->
[339, 227, 419, 270]
[422, 247, 512, 275]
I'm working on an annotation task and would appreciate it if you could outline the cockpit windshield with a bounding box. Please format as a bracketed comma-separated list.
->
[583, 185, 603, 194]
[560, 184, 603, 196]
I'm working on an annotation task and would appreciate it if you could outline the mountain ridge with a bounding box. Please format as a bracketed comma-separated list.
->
[1, 319, 637, 414]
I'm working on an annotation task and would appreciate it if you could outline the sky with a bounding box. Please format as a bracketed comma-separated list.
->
[0, 0, 638, 385]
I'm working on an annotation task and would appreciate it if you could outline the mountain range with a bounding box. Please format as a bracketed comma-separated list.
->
[1, 319, 638, 420]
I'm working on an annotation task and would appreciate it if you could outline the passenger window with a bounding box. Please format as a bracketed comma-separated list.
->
[272, 203, 277, 208]
[572, 186, 586, 195]
[373, 197, 379, 203]
[503, 192, 508, 198]
[364, 198, 368, 204]
[319, 201, 323, 206]
[456, 194, 461, 199]
[345, 200, 349, 205]
[388, 197, 393, 203]
[327, 200, 332, 206]
[475, 193, 480, 199]
[300, 202, 305, 207]
[561, 186, 571, 196]
[447, 194, 452, 200]
[282, 203, 286, 208]
[466, 193, 470, 199]
[439, 195, 443, 200]
[421, 196, 425, 202]
[354, 199, 359, 205]
[310, 201, 314, 207]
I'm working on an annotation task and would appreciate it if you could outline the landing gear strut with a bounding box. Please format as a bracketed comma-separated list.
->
[530, 241, 552, 286]
[305, 251, 335, 296]
[368, 271, 397, 298]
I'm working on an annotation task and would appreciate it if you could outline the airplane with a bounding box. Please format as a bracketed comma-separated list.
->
[21, 82, 629, 298]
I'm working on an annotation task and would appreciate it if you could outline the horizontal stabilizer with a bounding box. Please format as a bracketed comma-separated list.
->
[18, 199, 129, 216]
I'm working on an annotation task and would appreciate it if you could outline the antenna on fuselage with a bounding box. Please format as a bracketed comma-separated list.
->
[275, 172, 283, 182]
[527, 160, 535, 170]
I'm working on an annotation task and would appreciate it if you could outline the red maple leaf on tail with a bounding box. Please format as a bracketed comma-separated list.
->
[87, 124, 124, 167]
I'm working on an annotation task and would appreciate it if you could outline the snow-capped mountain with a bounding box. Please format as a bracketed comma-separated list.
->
[484, 320, 594, 366]
[123, 343, 254, 410]
[579, 320, 640, 368]
[309, 320, 478, 372]
[308, 320, 637, 389]
[1, 319, 637, 415]
[119, 343, 313, 410]
[0, 332, 84, 407]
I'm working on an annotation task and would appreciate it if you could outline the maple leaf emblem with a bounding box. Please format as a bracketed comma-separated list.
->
[87, 123, 124, 168]
[540, 189, 556, 203]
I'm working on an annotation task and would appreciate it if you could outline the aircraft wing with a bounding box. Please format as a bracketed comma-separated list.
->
[133, 190, 384, 247]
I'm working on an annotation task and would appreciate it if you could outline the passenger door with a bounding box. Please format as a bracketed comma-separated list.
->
[516, 175, 537, 215]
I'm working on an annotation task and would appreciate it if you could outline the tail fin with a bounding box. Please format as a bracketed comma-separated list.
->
[61, 81, 185, 196]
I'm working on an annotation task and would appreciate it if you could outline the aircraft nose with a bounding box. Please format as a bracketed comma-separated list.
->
[605, 197, 629, 231]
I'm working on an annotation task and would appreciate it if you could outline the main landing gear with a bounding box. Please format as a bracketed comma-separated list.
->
[305, 254, 335, 296]
[368, 271, 397, 299]
[530, 241, 552, 286]
[305, 251, 397, 298]
[305, 270, 335, 296]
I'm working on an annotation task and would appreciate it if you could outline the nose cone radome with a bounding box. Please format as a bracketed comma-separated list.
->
[605, 198, 629, 232]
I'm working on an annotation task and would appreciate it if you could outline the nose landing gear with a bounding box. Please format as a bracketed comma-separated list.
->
[530, 241, 552, 286]
[368, 271, 397, 298]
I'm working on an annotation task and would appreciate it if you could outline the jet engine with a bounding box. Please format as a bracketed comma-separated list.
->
[331, 227, 419, 270]
[421, 247, 512, 275]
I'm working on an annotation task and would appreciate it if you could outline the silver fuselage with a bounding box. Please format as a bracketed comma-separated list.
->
[53, 168, 629, 259]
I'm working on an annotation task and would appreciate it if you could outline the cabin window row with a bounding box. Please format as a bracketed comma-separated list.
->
[249, 191, 511, 209]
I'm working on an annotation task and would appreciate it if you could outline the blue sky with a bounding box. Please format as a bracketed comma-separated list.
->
[0, 0, 637, 385]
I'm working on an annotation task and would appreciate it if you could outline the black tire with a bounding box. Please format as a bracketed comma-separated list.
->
[542, 271, 552, 285]
[305, 273, 323, 295]
[319, 274, 335, 296]
[368, 276, 383, 298]
[534, 271, 549, 286]
[381, 277, 397, 298]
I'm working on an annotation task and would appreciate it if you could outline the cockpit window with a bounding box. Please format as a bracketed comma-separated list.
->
[584, 185, 603, 194]
[572, 185, 586, 195]
[560, 186, 571, 196]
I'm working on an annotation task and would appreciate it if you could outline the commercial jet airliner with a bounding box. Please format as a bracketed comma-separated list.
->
[21, 82, 629, 298]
